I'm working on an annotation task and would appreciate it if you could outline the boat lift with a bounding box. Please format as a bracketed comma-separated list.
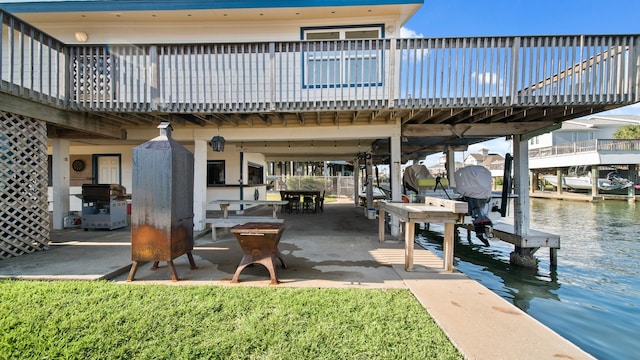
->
[418, 153, 560, 269]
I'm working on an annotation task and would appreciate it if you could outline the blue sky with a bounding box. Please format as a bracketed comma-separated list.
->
[404, 0, 640, 38]
[402, 0, 640, 164]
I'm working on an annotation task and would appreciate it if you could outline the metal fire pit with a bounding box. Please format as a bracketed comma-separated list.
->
[230, 222, 287, 285]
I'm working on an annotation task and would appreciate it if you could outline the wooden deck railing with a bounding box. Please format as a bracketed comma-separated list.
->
[0, 11, 67, 107]
[1, 10, 639, 113]
[529, 139, 640, 158]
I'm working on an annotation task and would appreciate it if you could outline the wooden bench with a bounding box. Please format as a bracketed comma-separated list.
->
[201, 216, 285, 241]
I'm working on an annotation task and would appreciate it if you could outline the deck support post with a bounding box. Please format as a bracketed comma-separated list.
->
[591, 165, 599, 197]
[529, 170, 536, 193]
[389, 134, 402, 236]
[513, 135, 530, 236]
[353, 157, 360, 207]
[628, 164, 637, 201]
[445, 147, 456, 188]
[51, 138, 70, 230]
[193, 139, 208, 231]
[511, 135, 538, 268]
[510, 246, 539, 267]
[365, 151, 374, 219]
[390, 134, 402, 202]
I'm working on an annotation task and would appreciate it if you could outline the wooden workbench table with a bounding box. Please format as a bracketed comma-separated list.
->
[377, 197, 467, 272]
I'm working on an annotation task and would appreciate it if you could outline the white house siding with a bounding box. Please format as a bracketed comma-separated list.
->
[530, 117, 639, 151]
[47, 141, 269, 212]
[529, 133, 554, 149]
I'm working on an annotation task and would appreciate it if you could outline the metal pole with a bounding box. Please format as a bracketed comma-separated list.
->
[240, 151, 244, 211]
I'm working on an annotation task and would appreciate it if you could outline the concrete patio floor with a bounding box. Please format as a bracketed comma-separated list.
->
[0, 199, 594, 359]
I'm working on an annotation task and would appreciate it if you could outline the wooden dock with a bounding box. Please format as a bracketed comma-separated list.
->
[530, 191, 636, 202]
[458, 222, 560, 268]
[413, 190, 560, 268]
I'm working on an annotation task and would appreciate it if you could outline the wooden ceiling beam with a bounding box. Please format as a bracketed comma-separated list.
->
[0, 92, 124, 139]
[258, 114, 272, 126]
[403, 122, 558, 137]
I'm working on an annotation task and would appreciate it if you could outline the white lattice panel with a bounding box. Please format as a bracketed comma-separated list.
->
[0, 112, 50, 259]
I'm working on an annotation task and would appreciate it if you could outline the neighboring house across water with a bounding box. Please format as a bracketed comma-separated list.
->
[0, 0, 639, 259]
[425, 155, 456, 178]
[528, 115, 640, 168]
[463, 148, 505, 177]
[528, 115, 640, 193]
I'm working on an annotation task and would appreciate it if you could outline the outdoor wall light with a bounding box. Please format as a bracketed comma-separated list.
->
[75, 31, 88, 42]
[210, 135, 225, 152]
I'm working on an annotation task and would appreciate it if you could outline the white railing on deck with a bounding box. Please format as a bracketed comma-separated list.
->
[1, 10, 639, 113]
[396, 36, 640, 107]
[0, 11, 67, 107]
[66, 40, 392, 112]
[529, 139, 640, 158]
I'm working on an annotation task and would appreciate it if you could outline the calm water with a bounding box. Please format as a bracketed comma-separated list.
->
[415, 198, 640, 360]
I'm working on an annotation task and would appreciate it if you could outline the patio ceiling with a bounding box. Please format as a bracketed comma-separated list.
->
[8, 4, 419, 24]
[38, 101, 620, 164]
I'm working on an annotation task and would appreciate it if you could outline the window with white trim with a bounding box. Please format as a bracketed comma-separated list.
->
[302, 25, 383, 88]
[207, 160, 225, 186]
[247, 162, 264, 185]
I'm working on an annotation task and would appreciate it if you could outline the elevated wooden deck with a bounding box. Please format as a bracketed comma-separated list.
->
[1, 9, 638, 164]
[1, 8, 638, 128]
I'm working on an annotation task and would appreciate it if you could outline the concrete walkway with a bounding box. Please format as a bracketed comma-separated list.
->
[0, 200, 594, 359]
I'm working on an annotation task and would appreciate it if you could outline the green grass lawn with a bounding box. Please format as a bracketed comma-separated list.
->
[0, 281, 462, 360]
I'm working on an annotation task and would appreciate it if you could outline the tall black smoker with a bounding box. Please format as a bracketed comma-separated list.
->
[127, 122, 197, 281]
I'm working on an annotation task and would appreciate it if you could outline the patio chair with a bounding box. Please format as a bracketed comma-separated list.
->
[302, 194, 315, 213]
[280, 191, 290, 213]
[316, 190, 325, 213]
[289, 195, 301, 213]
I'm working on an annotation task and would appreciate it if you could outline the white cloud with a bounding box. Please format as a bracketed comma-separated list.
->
[468, 138, 512, 156]
[400, 27, 423, 38]
[471, 71, 506, 96]
[472, 72, 498, 86]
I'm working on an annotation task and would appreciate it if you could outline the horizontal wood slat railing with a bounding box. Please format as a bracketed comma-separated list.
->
[529, 139, 640, 158]
[1, 10, 639, 114]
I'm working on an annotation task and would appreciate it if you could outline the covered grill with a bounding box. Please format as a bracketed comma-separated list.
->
[127, 122, 197, 281]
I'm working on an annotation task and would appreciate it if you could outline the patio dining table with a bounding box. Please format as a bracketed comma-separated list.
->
[280, 190, 321, 213]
